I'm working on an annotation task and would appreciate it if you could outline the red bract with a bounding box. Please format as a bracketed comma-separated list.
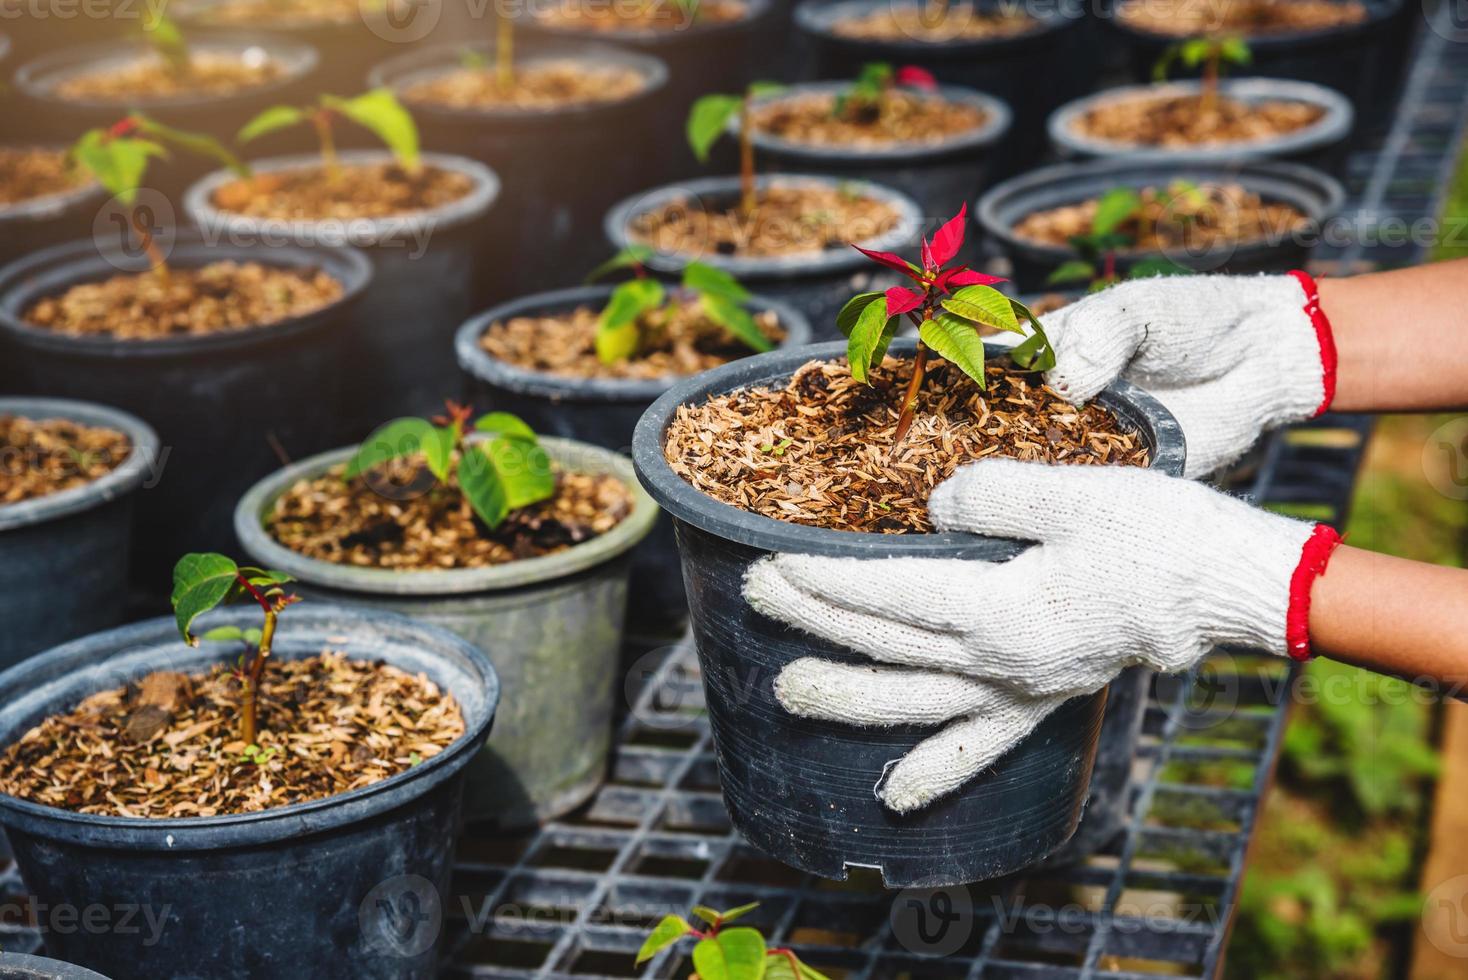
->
[934, 267, 1007, 291]
[896, 66, 939, 90]
[928, 204, 968, 267]
[885, 286, 925, 316]
[851, 244, 922, 281]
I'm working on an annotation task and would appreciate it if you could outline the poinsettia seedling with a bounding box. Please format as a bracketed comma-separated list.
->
[346, 403, 555, 531]
[585, 245, 775, 364]
[1154, 35, 1252, 113]
[638, 902, 830, 980]
[238, 89, 420, 181]
[840, 203, 1056, 442]
[141, 13, 191, 76]
[1048, 183, 1200, 288]
[833, 62, 938, 120]
[171, 553, 299, 748]
[687, 81, 787, 216]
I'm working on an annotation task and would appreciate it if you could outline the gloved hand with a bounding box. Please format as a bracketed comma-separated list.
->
[743, 459, 1340, 813]
[1041, 271, 1337, 478]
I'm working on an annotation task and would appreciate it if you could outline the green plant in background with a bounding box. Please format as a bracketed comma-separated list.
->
[585, 246, 774, 364]
[638, 903, 829, 980]
[141, 13, 190, 76]
[1153, 35, 1252, 113]
[1048, 185, 1194, 290]
[347, 403, 554, 530]
[687, 81, 787, 216]
[238, 89, 420, 180]
[832, 62, 938, 121]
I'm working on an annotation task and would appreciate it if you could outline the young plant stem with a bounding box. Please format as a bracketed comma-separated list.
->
[1103, 250, 1117, 281]
[236, 575, 277, 746]
[893, 340, 929, 444]
[496, 13, 514, 89]
[1200, 50, 1219, 113]
[739, 96, 756, 217]
[131, 207, 170, 286]
[313, 109, 340, 182]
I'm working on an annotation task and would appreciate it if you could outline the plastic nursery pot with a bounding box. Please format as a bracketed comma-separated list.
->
[630, 338, 1187, 886]
[0, 398, 158, 672]
[604, 174, 922, 340]
[1048, 78, 1355, 175]
[0, 152, 106, 271]
[235, 438, 658, 828]
[0, 607, 498, 980]
[0, 236, 372, 590]
[0, 953, 112, 980]
[975, 157, 1347, 292]
[184, 150, 500, 441]
[368, 40, 669, 295]
[455, 284, 812, 637]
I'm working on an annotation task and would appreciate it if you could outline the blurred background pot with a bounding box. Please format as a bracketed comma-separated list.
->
[0, 153, 105, 271]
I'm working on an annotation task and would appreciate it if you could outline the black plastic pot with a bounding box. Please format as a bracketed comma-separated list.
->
[184, 150, 500, 441]
[975, 157, 1347, 292]
[604, 174, 922, 340]
[0, 953, 111, 979]
[368, 40, 669, 295]
[0, 607, 498, 980]
[0, 236, 372, 589]
[0, 152, 106, 271]
[630, 338, 1187, 885]
[0, 398, 158, 672]
[455, 284, 813, 636]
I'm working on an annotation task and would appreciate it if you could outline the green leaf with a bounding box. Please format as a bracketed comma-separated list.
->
[144, 14, 189, 73]
[134, 114, 249, 177]
[69, 131, 168, 205]
[473, 412, 538, 443]
[1008, 300, 1057, 372]
[747, 80, 786, 98]
[1219, 36, 1252, 65]
[171, 553, 242, 645]
[635, 914, 692, 965]
[1180, 38, 1213, 68]
[1047, 260, 1097, 285]
[1126, 256, 1191, 279]
[202, 625, 264, 645]
[238, 105, 308, 144]
[691, 906, 722, 926]
[344, 417, 445, 481]
[596, 278, 665, 364]
[459, 47, 489, 69]
[692, 928, 767, 980]
[686, 94, 742, 162]
[939, 284, 1020, 334]
[585, 245, 653, 283]
[683, 261, 750, 302]
[456, 448, 508, 529]
[846, 296, 897, 384]
[796, 959, 833, 980]
[701, 292, 774, 353]
[920, 314, 989, 389]
[324, 89, 420, 171]
[457, 437, 556, 530]
[835, 292, 883, 337]
[1091, 187, 1142, 237]
[716, 902, 760, 924]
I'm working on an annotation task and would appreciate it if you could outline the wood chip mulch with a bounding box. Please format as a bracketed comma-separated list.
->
[186, 0, 365, 26]
[752, 91, 988, 148]
[403, 61, 648, 110]
[0, 415, 131, 505]
[479, 299, 783, 380]
[22, 261, 343, 340]
[663, 356, 1148, 534]
[210, 162, 475, 221]
[0, 147, 88, 207]
[1012, 182, 1309, 252]
[54, 51, 285, 102]
[630, 184, 902, 259]
[1118, 0, 1367, 35]
[831, 7, 1037, 41]
[1073, 93, 1327, 147]
[534, 0, 745, 31]
[0, 655, 465, 818]
[268, 457, 633, 570]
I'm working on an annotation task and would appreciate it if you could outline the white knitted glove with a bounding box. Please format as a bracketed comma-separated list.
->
[1041, 272, 1337, 478]
[744, 459, 1340, 813]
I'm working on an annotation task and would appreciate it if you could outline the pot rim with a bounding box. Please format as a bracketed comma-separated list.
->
[0, 396, 160, 533]
[13, 31, 320, 111]
[793, 0, 1073, 49]
[234, 436, 659, 595]
[455, 283, 815, 402]
[0, 145, 106, 224]
[604, 174, 923, 278]
[183, 150, 501, 246]
[1048, 77, 1355, 161]
[526, 0, 772, 43]
[743, 81, 1013, 162]
[631, 338, 1186, 559]
[0, 234, 374, 358]
[1102, 0, 1403, 47]
[0, 606, 499, 849]
[0, 952, 111, 979]
[366, 39, 671, 123]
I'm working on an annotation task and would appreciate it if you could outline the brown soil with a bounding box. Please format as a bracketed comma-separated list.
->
[267, 458, 633, 570]
[831, 6, 1037, 41]
[481, 299, 784, 380]
[752, 90, 988, 148]
[1012, 182, 1309, 252]
[663, 356, 1147, 533]
[533, 0, 746, 32]
[0, 147, 89, 207]
[23, 262, 343, 340]
[629, 184, 902, 259]
[1073, 93, 1326, 147]
[53, 51, 285, 102]
[0, 415, 131, 505]
[1117, 0, 1367, 35]
[186, 0, 371, 26]
[401, 61, 647, 110]
[0, 655, 465, 818]
[210, 162, 473, 221]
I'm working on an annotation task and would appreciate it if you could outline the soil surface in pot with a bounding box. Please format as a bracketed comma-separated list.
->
[1117, 0, 1367, 35]
[480, 298, 783, 379]
[664, 356, 1147, 533]
[1072, 92, 1325, 147]
[751, 91, 988, 148]
[533, 0, 746, 31]
[0, 414, 130, 505]
[401, 61, 647, 110]
[182, 0, 385, 26]
[0, 147, 89, 206]
[830, 6, 1037, 41]
[0, 655, 465, 817]
[51, 50, 285, 102]
[1012, 182, 1309, 252]
[22, 262, 343, 339]
[630, 185, 901, 259]
[210, 162, 474, 221]
[267, 457, 633, 569]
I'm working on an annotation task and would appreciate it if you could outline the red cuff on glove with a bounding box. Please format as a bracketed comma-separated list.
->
[1285, 523, 1343, 662]
[1288, 270, 1338, 418]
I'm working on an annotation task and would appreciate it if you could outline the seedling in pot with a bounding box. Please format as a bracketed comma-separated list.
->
[1047, 182, 1205, 289]
[171, 553, 299, 748]
[638, 902, 830, 980]
[140, 13, 191, 78]
[237, 88, 421, 182]
[839, 203, 1056, 442]
[1153, 35, 1252, 114]
[687, 81, 787, 216]
[585, 245, 775, 364]
[833, 62, 938, 122]
[346, 403, 554, 531]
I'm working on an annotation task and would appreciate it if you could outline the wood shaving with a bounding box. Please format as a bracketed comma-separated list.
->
[210, 162, 473, 222]
[53, 51, 284, 102]
[1118, 0, 1367, 35]
[0, 415, 131, 505]
[402, 61, 648, 110]
[752, 91, 988, 148]
[533, 0, 746, 31]
[0, 147, 88, 207]
[831, 6, 1037, 41]
[1072, 93, 1326, 147]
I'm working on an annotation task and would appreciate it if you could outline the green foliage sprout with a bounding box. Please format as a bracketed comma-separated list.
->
[1047, 185, 1194, 289]
[637, 903, 831, 980]
[239, 89, 420, 181]
[1153, 35, 1252, 113]
[687, 81, 786, 216]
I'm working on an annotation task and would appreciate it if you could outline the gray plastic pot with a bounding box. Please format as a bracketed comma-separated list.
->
[1048, 78, 1354, 173]
[235, 437, 658, 827]
[0, 398, 158, 672]
[0, 152, 105, 271]
[975, 157, 1347, 292]
[0, 953, 111, 979]
[605, 174, 922, 340]
[0, 606, 498, 980]
[631, 338, 1187, 885]
[184, 151, 500, 442]
[455, 284, 812, 637]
